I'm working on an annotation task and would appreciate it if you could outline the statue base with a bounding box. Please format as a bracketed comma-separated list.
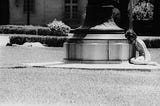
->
[64, 33, 133, 64]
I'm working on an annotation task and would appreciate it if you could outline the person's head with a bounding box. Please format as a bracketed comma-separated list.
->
[125, 29, 137, 44]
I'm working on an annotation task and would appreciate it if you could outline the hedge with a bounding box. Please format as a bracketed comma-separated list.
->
[9, 35, 160, 48]
[144, 39, 160, 48]
[9, 35, 67, 47]
[0, 25, 68, 36]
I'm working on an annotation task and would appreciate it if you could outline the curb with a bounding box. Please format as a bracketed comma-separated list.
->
[1, 62, 160, 72]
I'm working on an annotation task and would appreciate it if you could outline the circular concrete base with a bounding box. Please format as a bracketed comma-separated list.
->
[65, 34, 133, 63]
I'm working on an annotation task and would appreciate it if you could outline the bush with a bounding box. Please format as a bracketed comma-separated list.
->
[37, 27, 51, 35]
[0, 25, 37, 34]
[9, 35, 67, 47]
[133, 0, 154, 21]
[144, 39, 160, 48]
[47, 19, 71, 36]
[0, 24, 70, 36]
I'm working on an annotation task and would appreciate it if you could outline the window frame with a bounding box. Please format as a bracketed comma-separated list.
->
[23, 0, 35, 14]
[64, 0, 78, 20]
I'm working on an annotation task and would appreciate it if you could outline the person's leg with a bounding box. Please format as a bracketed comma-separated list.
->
[130, 56, 147, 65]
[130, 56, 160, 66]
[136, 56, 145, 61]
[130, 57, 138, 64]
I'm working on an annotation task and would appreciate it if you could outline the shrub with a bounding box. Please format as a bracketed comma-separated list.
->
[0, 25, 56, 36]
[47, 19, 71, 36]
[133, 0, 154, 21]
[9, 35, 67, 47]
[37, 27, 51, 35]
[0, 24, 71, 36]
[0, 25, 37, 34]
[143, 38, 160, 48]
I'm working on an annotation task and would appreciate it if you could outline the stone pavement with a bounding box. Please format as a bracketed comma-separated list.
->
[0, 35, 9, 46]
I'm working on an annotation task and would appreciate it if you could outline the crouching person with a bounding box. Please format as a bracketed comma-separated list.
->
[125, 29, 159, 66]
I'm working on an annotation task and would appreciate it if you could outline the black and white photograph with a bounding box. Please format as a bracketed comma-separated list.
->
[0, 0, 160, 106]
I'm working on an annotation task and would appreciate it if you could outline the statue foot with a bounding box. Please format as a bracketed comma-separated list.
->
[91, 20, 122, 30]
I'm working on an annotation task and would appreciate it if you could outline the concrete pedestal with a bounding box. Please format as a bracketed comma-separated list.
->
[65, 34, 133, 64]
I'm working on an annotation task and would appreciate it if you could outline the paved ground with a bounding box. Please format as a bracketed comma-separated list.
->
[0, 36, 9, 46]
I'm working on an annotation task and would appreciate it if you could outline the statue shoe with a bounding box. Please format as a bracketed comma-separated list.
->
[91, 20, 123, 30]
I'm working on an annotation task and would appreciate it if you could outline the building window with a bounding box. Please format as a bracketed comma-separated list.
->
[65, 0, 78, 19]
[23, 0, 35, 14]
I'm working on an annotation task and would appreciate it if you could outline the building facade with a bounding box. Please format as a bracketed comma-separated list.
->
[1, 0, 87, 28]
[0, 0, 158, 32]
